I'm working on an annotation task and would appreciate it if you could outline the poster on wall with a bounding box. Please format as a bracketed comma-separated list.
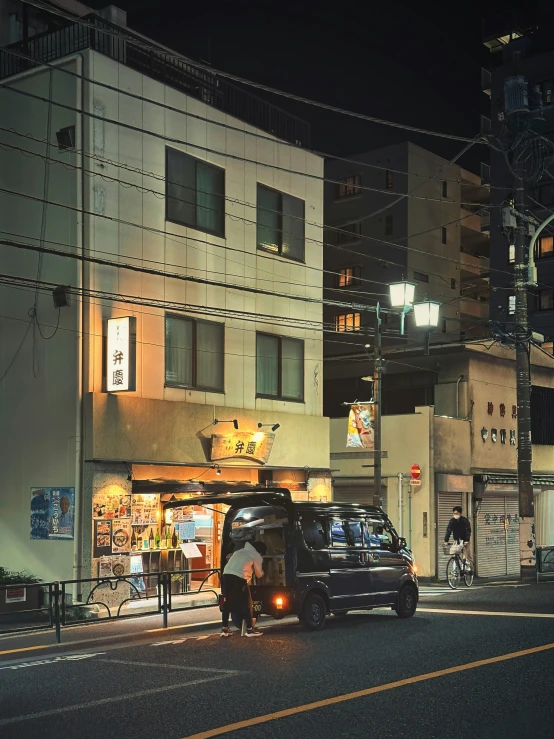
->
[94, 520, 113, 558]
[93, 491, 131, 519]
[30, 488, 75, 540]
[111, 520, 132, 553]
[131, 495, 159, 525]
[98, 555, 129, 578]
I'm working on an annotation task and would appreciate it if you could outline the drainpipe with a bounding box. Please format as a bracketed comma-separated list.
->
[398, 472, 403, 537]
[456, 375, 464, 418]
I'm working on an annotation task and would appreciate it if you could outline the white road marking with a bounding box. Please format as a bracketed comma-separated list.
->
[0, 653, 105, 671]
[0, 672, 238, 726]
[418, 607, 554, 618]
[97, 658, 237, 674]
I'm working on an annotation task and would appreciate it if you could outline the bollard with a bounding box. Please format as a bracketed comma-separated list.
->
[53, 581, 61, 644]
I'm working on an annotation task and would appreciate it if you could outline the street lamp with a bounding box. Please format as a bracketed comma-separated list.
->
[413, 299, 441, 355]
[389, 281, 416, 335]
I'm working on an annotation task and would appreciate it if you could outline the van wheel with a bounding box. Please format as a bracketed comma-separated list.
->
[301, 593, 327, 630]
[395, 584, 418, 618]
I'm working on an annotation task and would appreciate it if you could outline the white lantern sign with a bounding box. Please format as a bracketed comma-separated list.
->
[106, 317, 136, 392]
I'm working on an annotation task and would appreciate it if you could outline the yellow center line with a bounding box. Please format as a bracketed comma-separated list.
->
[181, 641, 554, 739]
[0, 644, 50, 657]
[418, 608, 554, 618]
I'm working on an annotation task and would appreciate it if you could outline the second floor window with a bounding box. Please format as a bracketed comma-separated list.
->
[335, 313, 361, 332]
[413, 270, 429, 283]
[257, 184, 305, 261]
[335, 221, 362, 244]
[385, 170, 394, 190]
[442, 181, 448, 198]
[166, 148, 225, 237]
[508, 295, 516, 315]
[539, 289, 554, 311]
[165, 315, 224, 392]
[537, 235, 554, 259]
[337, 175, 362, 198]
[337, 266, 361, 287]
[441, 226, 447, 244]
[256, 333, 304, 401]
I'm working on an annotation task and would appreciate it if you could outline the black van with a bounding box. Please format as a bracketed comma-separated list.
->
[164, 487, 418, 630]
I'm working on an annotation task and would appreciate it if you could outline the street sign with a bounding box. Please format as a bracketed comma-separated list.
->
[410, 464, 421, 480]
[409, 479, 422, 488]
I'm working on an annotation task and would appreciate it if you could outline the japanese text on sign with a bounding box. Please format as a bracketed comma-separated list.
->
[107, 317, 136, 392]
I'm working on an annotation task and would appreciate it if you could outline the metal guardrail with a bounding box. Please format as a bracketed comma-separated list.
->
[0, 567, 221, 641]
[0, 14, 310, 147]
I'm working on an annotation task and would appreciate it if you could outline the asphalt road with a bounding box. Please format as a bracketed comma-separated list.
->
[1, 584, 553, 739]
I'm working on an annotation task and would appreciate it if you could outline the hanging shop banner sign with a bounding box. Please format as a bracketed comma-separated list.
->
[346, 404, 374, 449]
[30, 488, 75, 540]
[106, 316, 136, 392]
[211, 432, 275, 464]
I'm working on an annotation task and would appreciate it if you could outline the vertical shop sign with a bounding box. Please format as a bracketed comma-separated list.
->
[106, 316, 136, 392]
[30, 488, 75, 540]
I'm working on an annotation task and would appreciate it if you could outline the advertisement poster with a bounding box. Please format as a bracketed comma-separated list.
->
[131, 495, 159, 525]
[98, 555, 129, 578]
[94, 520, 112, 558]
[111, 520, 132, 553]
[30, 488, 75, 540]
[346, 404, 375, 449]
[93, 491, 131, 519]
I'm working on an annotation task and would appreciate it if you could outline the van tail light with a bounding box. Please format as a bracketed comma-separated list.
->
[275, 596, 285, 609]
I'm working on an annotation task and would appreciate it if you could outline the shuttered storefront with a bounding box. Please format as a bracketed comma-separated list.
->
[438, 493, 463, 581]
[476, 497, 520, 578]
[333, 482, 388, 512]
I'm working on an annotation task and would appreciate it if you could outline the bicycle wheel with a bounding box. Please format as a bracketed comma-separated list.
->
[447, 557, 460, 589]
[463, 564, 474, 587]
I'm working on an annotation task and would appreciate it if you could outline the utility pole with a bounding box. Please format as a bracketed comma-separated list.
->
[373, 303, 383, 507]
[513, 175, 535, 581]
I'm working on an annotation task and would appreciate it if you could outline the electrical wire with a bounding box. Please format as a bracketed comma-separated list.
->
[19, 0, 484, 145]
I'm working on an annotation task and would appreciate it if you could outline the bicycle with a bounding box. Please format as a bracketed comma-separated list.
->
[445, 541, 474, 589]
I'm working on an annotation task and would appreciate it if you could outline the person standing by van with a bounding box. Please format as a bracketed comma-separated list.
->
[444, 506, 472, 569]
[221, 541, 266, 637]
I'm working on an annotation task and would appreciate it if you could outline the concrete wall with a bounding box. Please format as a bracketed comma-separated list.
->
[0, 60, 81, 582]
[330, 407, 436, 577]
[84, 51, 324, 418]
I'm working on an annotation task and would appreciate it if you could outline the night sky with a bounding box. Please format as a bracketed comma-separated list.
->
[88, 0, 534, 172]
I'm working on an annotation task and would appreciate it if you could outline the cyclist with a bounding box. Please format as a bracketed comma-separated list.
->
[444, 506, 472, 570]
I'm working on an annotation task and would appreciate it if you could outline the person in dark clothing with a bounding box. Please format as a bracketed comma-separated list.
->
[444, 506, 472, 568]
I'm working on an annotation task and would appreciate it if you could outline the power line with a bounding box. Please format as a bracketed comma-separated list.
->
[19, 0, 485, 145]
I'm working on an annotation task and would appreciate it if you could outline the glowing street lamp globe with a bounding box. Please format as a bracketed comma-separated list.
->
[413, 300, 441, 329]
[389, 281, 416, 309]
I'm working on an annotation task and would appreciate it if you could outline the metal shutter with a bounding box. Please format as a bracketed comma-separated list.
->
[506, 499, 520, 576]
[438, 493, 463, 581]
[476, 497, 509, 578]
[333, 484, 387, 511]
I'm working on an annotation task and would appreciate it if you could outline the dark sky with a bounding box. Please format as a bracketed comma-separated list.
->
[88, 0, 534, 172]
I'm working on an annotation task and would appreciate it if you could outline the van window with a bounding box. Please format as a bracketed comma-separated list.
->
[365, 520, 394, 550]
[301, 517, 329, 550]
[331, 520, 363, 547]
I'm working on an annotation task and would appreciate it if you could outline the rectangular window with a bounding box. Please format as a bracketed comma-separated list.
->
[442, 318, 447, 333]
[441, 226, 447, 244]
[539, 289, 554, 311]
[451, 278, 456, 290]
[337, 266, 361, 287]
[509, 243, 515, 263]
[442, 180, 448, 198]
[257, 184, 305, 261]
[166, 148, 225, 236]
[537, 235, 554, 258]
[413, 270, 429, 283]
[385, 215, 393, 236]
[256, 333, 304, 401]
[508, 295, 516, 315]
[385, 170, 394, 190]
[335, 313, 361, 332]
[541, 80, 553, 106]
[337, 174, 361, 198]
[301, 517, 329, 550]
[331, 520, 363, 548]
[365, 520, 394, 550]
[165, 315, 224, 392]
[335, 221, 362, 245]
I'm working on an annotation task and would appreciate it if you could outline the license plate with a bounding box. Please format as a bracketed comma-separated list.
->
[252, 600, 262, 613]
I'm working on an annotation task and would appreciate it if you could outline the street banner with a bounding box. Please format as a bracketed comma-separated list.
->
[346, 404, 374, 449]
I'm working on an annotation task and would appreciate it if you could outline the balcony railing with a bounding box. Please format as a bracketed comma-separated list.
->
[0, 15, 310, 148]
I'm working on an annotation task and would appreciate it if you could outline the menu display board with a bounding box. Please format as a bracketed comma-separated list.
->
[111, 520, 132, 553]
[93, 491, 131, 520]
[131, 494, 159, 525]
[94, 520, 113, 558]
